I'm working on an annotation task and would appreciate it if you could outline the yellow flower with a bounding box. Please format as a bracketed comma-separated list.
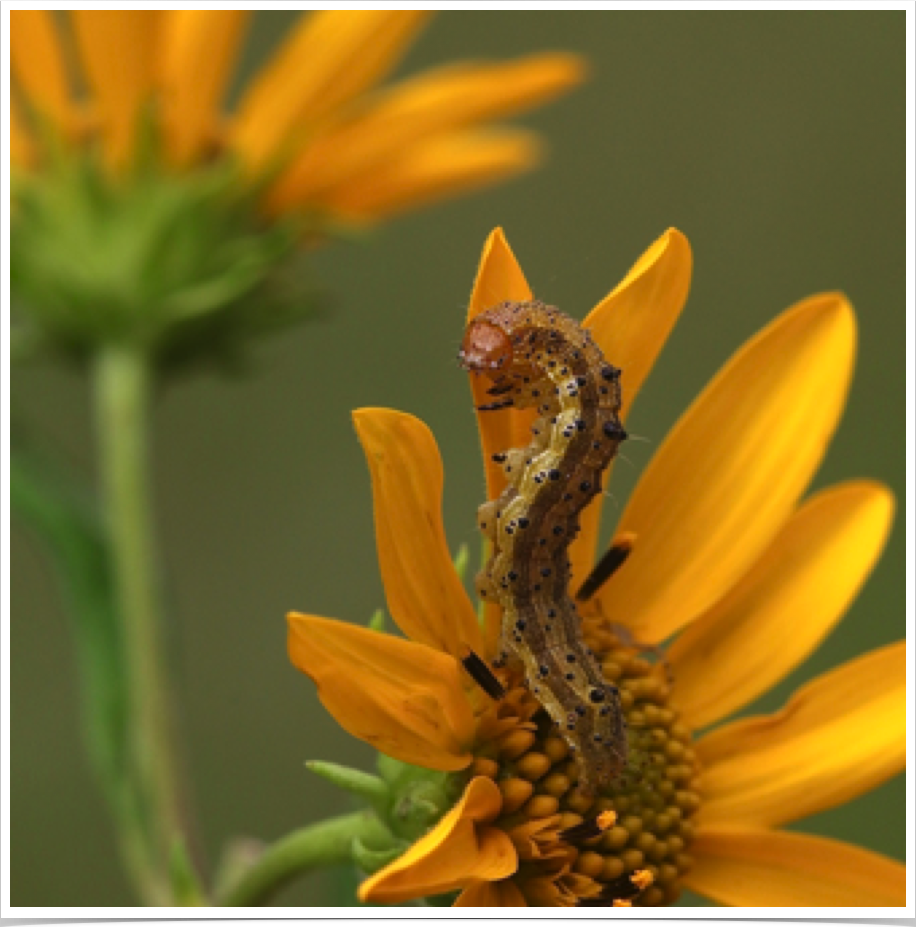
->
[10, 10, 584, 226]
[287, 228, 905, 906]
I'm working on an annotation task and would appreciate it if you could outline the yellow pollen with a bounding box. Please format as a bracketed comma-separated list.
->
[597, 809, 617, 831]
[631, 868, 654, 890]
[470, 619, 701, 906]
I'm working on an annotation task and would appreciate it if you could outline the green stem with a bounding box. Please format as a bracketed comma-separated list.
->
[93, 344, 188, 904]
[220, 812, 381, 907]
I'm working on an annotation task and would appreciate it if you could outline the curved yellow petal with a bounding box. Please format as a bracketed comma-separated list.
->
[592, 293, 856, 642]
[570, 229, 693, 589]
[585, 228, 694, 423]
[698, 641, 905, 828]
[71, 11, 164, 168]
[465, 230, 535, 656]
[669, 481, 894, 729]
[686, 828, 906, 907]
[11, 11, 73, 134]
[315, 129, 540, 224]
[158, 11, 249, 165]
[269, 53, 584, 208]
[466, 228, 535, 501]
[232, 11, 431, 172]
[353, 408, 483, 659]
[287, 613, 475, 772]
[359, 776, 517, 904]
[454, 878, 527, 906]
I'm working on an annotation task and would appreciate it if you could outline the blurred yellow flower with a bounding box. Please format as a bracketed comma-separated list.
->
[287, 228, 905, 906]
[10, 10, 584, 227]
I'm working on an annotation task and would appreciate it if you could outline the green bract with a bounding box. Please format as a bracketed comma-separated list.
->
[11, 149, 316, 371]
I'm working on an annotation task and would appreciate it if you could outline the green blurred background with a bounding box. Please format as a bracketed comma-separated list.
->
[11, 11, 904, 907]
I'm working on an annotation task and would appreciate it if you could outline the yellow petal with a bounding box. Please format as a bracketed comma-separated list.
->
[353, 408, 483, 659]
[232, 11, 430, 172]
[465, 230, 535, 656]
[697, 641, 905, 828]
[11, 11, 73, 133]
[158, 11, 249, 165]
[71, 11, 164, 168]
[592, 293, 857, 642]
[268, 53, 584, 207]
[316, 129, 541, 224]
[454, 878, 527, 906]
[570, 229, 693, 589]
[686, 828, 906, 907]
[287, 613, 475, 771]
[359, 777, 517, 904]
[9, 96, 34, 168]
[467, 228, 535, 501]
[669, 481, 894, 729]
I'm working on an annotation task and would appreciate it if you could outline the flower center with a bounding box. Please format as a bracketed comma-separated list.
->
[471, 616, 700, 906]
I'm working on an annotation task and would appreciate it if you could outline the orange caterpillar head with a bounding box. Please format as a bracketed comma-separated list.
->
[458, 318, 513, 376]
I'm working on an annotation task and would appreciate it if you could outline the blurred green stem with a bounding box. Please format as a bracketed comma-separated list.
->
[219, 812, 383, 906]
[93, 344, 188, 904]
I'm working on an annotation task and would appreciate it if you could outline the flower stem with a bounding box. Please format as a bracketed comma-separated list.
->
[219, 812, 380, 906]
[93, 344, 189, 904]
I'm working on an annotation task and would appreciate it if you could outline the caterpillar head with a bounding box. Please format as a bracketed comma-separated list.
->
[458, 318, 513, 376]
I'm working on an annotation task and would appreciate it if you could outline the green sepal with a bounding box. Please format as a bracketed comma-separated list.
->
[375, 754, 468, 843]
[367, 608, 386, 632]
[11, 149, 325, 374]
[306, 760, 389, 814]
[453, 543, 470, 583]
[350, 833, 408, 876]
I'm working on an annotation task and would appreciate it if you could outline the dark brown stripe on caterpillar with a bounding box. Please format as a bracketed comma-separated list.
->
[459, 299, 628, 793]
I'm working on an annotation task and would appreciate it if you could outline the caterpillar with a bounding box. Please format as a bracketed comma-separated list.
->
[459, 300, 629, 793]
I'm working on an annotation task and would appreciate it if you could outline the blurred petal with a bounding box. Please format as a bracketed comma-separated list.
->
[570, 229, 692, 588]
[269, 53, 584, 207]
[9, 96, 34, 168]
[593, 293, 856, 642]
[360, 777, 517, 904]
[698, 641, 905, 828]
[232, 11, 430, 171]
[318, 129, 541, 223]
[353, 408, 483, 659]
[287, 613, 475, 771]
[11, 11, 74, 133]
[686, 828, 906, 907]
[670, 481, 895, 729]
[454, 878, 527, 906]
[71, 11, 164, 168]
[158, 11, 249, 165]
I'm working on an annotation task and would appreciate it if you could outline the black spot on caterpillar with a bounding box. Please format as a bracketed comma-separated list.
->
[459, 299, 629, 793]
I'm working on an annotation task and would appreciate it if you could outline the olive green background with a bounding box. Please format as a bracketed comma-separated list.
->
[11, 11, 905, 907]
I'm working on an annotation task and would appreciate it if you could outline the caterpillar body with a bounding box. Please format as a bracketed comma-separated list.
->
[459, 300, 628, 793]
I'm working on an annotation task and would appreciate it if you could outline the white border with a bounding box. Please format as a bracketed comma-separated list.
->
[3, 1, 912, 920]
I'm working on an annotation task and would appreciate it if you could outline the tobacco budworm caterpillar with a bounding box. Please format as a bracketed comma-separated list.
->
[459, 300, 628, 793]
